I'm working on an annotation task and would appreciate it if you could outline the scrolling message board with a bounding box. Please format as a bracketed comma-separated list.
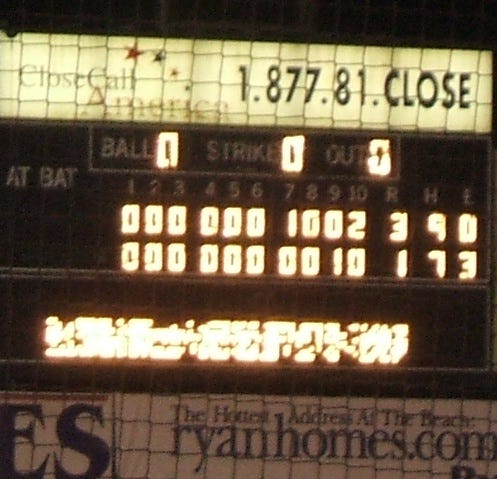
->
[0, 124, 491, 368]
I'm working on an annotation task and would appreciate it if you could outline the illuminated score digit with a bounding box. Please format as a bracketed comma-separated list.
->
[427, 250, 446, 278]
[458, 251, 477, 279]
[389, 211, 408, 242]
[278, 246, 298, 276]
[347, 210, 366, 240]
[458, 213, 478, 244]
[224, 244, 242, 274]
[200, 207, 219, 236]
[427, 212, 446, 242]
[167, 243, 186, 273]
[247, 208, 266, 238]
[332, 248, 366, 277]
[323, 210, 343, 239]
[168, 206, 187, 235]
[302, 247, 320, 276]
[287, 209, 298, 237]
[246, 246, 265, 275]
[144, 205, 163, 235]
[223, 207, 243, 237]
[200, 244, 219, 273]
[121, 242, 140, 271]
[396, 249, 408, 278]
[281, 135, 305, 172]
[144, 242, 163, 271]
[301, 209, 320, 238]
[332, 248, 343, 275]
[366, 139, 391, 177]
[121, 204, 140, 234]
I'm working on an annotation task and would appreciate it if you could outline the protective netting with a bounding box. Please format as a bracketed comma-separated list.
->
[5, 390, 497, 479]
[0, 2, 497, 479]
[0, 32, 492, 129]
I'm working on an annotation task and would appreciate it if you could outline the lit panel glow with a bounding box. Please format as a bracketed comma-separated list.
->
[0, 32, 492, 132]
[0, 123, 490, 369]
[44, 316, 409, 365]
[118, 203, 481, 279]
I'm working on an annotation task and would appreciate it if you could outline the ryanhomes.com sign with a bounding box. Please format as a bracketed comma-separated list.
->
[0, 31, 492, 132]
[2, 392, 497, 479]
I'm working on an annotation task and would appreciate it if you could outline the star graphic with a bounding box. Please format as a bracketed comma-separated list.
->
[153, 50, 166, 63]
[125, 43, 144, 61]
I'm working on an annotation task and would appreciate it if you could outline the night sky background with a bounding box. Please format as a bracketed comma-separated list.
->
[0, 1, 496, 49]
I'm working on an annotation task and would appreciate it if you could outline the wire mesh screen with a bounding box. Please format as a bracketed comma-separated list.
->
[0, 1, 496, 479]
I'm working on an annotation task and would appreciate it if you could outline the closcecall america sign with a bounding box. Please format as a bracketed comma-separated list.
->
[2, 393, 497, 479]
[0, 32, 492, 132]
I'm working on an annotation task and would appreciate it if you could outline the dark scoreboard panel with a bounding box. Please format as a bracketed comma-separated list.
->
[0, 123, 491, 368]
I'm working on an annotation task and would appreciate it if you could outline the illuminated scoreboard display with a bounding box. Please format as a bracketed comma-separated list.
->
[0, 32, 493, 369]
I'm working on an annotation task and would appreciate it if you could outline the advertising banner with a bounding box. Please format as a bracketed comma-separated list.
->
[0, 392, 112, 479]
[0, 32, 492, 132]
[2, 391, 497, 479]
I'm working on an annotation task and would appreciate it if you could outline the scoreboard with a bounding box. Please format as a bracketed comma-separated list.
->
[0, 32, 493, 369]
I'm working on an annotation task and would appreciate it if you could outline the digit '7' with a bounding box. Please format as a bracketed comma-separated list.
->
[286, 67, 321, 103]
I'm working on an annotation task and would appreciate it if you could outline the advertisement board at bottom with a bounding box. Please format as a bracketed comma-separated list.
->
[1, 391, 497, 479]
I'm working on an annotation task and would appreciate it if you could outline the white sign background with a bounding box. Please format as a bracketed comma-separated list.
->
[0, 32, 492, 132]
[3, 392, 497, 479]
